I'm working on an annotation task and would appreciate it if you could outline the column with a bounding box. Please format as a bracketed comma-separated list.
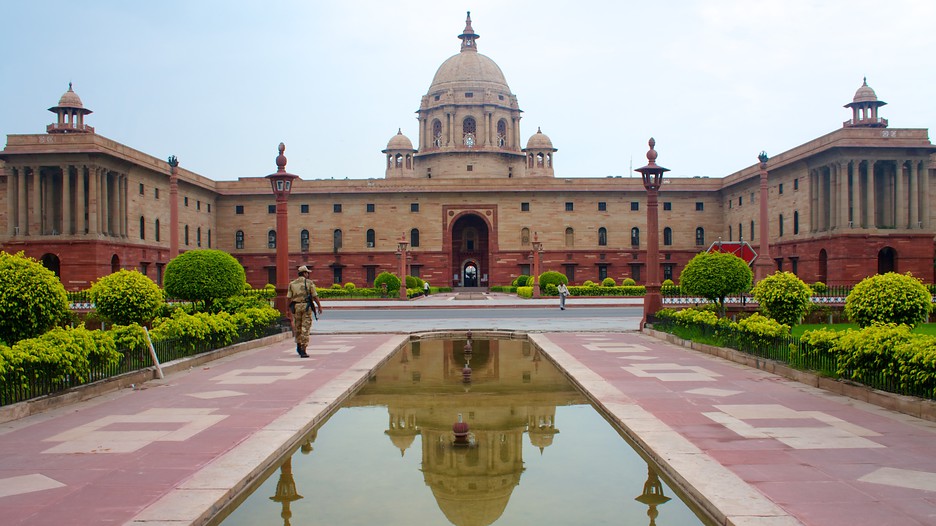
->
[817, 167, 827, 231]
[838, 161, 850, 228]
[6, 168, 15, 236]
[101, 170, 110, 235]
[895, 160, 906, 229]
[908, 160, 918, 228]
[17, 168, 27, 235]
[866, 160, 876, 228]
[809, 169, 818, 232]
[119, 174, 126, 237]
[829, 165, 838, 230]
[920, 160, 930, 229]
[62, 165, 72, 235]
[76, 167, 86, 234]
[87, 166, 98, 235]
[30, 166, 41, 235]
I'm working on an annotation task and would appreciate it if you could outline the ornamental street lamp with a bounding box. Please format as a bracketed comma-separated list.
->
[753, 151, 774, 282]
[530, 232, 543, 298]
[635, 138, 669, 327]
[397, 233, 409, 300]
[266, 143, 299, 314]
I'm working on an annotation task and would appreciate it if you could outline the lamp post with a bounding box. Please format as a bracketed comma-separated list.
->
[754, 151, 773, 282]
[531, 232, 543, 298]
[397, 233, 409, 300]
[167, 155, 180, 260]
[634, 465, 671, 526]
[635, 138, 669, 327]
[265, 143, 299, 315]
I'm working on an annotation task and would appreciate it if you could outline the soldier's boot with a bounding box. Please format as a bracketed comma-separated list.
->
[298, 344, 310, 358]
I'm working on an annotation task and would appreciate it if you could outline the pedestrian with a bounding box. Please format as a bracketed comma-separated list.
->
[287, 265, 323, 358]
[557, 282, 569, 310]
[423, 281, 430, 296]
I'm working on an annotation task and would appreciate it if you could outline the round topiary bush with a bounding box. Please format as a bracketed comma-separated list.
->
[622, 278, 637, 286]
[512, 275, 530, 287]
[89, 269, 164, 326]
[0, 251, 70, 344]
[374, 272, 401, 297]
[751, 271, 813, 326]
[811, 281, 828, 294]
[583, 280, 596, 287]
[679, 251, 753, 317]
[405, 275, 425, 289]
[538, 271, 568, 293]
[845, 272, 932, 328]
[601, 277, 616, 287]
[344, 282, 356, 291]
[662, 279, 675, 287]
[164, 249, 247, 311]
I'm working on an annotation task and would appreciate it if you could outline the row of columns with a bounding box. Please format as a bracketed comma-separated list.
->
[5, 164, 128, 238]
[809, 158, 929, 232]
[420, 110, 521, 150]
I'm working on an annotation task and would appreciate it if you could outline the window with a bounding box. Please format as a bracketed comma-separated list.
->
[629, 264, 641, 283]
[631, 227, 640, 247]
[333, 267, 342, 285]
[463, 117, 476, 147]
[184, 225, 189, 245]
[598, 265, 608, 281]
[598, 227, 607, 246]
[695, 202, 704, 211]
[197, 227, 202, 247]
[333, 229, 342, 250]
[793, 211, 800, 234]
[663, 227, 673, 246]
[139, 216, 145, 240]
[729, 225, 733, 241]
[155, 188, 159, 199]
[301, 204, 310, 214]
[695, 227, 704, 246]
[663, 264, 674, 282]
[630, 201, 639, 211]
[598, 202, 607, 212]
[184, 196, 189, 207]
[563, 265, 575, 283]
[207, 203, 211, 213]
[139, 183, 144, 195]
[235, 230, 244, 249]
[207, 229, 211, 248]
[366, 229, 375, 248]
[410, 203, 419, 212]
[465, 92, 473, 98]
[300, 229, 310, 252]
[333, 204, 342, 213]
[366, 203, 375, 213]
[196, 200, 201, 211]
[663, 202, 671, 211]
[779, 215, 784, 236]
[268, 230, 276, 249]
[521, 227, 530, 245]
[778, 183, 784, 195]
[750, 221, 755, 241]
[235, 205, 244, 215]
[268, 204, 276, 214]
[155, 219, 160, 242]
[791, 257, 799, 275]
[565, 202, 574, 212]
[466, 165, 473, 171]
[565, 227, 574, 247]
[521, 202, 530, 212]
[738, 223, 743, 240]
[738, 196, 743, 206]
[794, 178, 799, 190]
[410, 228, 420, 247]
[366, 266, 376, 285]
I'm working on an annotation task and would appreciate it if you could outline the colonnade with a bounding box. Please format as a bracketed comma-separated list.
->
[420, 109, 521, 151]
[5, 164, 128, 238]
[808, 157, 929, 232]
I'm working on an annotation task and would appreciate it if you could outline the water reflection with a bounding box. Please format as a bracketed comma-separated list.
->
[220, 337, 706, 526]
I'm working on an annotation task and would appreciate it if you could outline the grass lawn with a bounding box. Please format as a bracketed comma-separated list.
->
[793, 322, 936, 338]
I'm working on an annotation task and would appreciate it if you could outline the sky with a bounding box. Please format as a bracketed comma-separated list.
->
[2, 0, 934, 181]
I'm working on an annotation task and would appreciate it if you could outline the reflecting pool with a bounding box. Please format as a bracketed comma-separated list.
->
[214, 336, 712, 525]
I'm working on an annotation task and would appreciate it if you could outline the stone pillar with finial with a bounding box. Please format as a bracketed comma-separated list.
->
[754, 151, 773, 282]
[167, 155, 179, 260]
[265, 143, 299, 314]
[635, 138, 669, 327]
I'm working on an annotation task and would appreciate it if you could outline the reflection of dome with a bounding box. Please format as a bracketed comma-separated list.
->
[525, 127, 554, 150]
[528, 427, 558, 450]
[385, 129, 414, 151]
[386, 431, 417, 456]
[426, 472, 519, 526]
[852, 77, 878, 103]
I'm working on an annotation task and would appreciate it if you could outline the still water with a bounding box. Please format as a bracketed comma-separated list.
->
[216, 337, 710, 525]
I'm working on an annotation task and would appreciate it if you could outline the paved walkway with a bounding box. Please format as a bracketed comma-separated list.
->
[0, 293, 935, 525]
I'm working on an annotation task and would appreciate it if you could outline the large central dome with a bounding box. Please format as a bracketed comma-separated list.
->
[427, 12, 510, 94]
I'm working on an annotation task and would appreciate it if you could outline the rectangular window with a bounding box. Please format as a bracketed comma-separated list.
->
[663, 264, 674, 281]
[663, 202, 671, 211]
[366, 203, 375, 213]
[521, 202, 530, 212]
[139, 183, 144, 195]
[410, 203, 419, 212]
[207, 203, 211, 213]
[794, 178, 799, 190]
[268, 204, 276, 214]
[366, 266, 376, 286]
[778, 183, 784, 194]
[738, 196, 743, 206]
[598, 265, 608, 281]
[196, 200, 201, 211]
[466, 165, 473, 172]
[563, 265, 575, 283]
[155, 188, 159, 199]
[520, 264, 531, 276]
[235, 205, 244, 215]
[465, 92, 474, 98]
[301, 204, 310, 214]
[565, 202, 574, 212]
[695, 202, 704, 211]
[333, 204, 342, 213]
[598, 202, 607, 211]
[184, 196, 189, 207]
[333, 267, 343, 285]
[630, 201, 639, 211]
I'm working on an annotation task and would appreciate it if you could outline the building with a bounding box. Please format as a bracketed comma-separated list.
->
[2, 14, 934, 291]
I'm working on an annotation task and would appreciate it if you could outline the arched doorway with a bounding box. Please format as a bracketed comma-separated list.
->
[877, 247, 896, 274]
[111, 254, 121, 273]
[40, 253, 61, 278]
[818, 249, 828, 283]
[450, 213, 490, 288]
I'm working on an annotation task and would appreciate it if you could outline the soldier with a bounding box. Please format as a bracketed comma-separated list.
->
[287, 265, 323, 358]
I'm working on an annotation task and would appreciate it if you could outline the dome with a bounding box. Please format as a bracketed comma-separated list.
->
[429, 52, 509, 93]
[525, 128, 555, 150]
[852, 77, 878, 103]
[56, 82, 85, 109]
[385, 129, 414, 151]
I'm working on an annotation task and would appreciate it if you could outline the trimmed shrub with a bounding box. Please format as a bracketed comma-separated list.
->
[517, 286, 533, 298]
[622, 278, 637, 286]
[811, 281, 828, 294]
[89, 270, 164, 326]
[845, 272, 932, 328]
[751, 271, 813, 326]
[0, 251, 70, 345]
[405, 275, 425, 289]
[661, 279, 675, 287]
[538, 271, 568, 293]
[344, 282, 356, 291]
[583, 280, 596, 287]
[512, 275, 530, 287]
[1, 325, 120, 389]
[374, 272, 401, 297]
[679, 251, 752, 316]
[164, 249, 246, 311]
[601, 277, 616, 287]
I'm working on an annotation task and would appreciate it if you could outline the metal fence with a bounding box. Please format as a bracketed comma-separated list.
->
[0, 320, 289, 407]
[649, 316, 935, 401]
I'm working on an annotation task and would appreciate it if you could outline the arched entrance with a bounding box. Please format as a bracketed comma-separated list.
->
[111, 254, 121, 273]
[877, 247, 896, 274]
[40, 253, 61, 278]
[818, 249, 828, 283]
[450, 213, 490, 288]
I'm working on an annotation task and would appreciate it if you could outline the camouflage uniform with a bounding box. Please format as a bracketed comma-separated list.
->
[287, 273, 319, 356]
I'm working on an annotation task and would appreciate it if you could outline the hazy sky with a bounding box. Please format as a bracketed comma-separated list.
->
[2, 1, 934, 181]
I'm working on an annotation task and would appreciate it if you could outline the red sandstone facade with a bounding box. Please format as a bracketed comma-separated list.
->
[1, 18, 934, 290]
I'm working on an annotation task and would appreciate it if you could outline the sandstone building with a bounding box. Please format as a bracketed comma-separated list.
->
[2, 14, 934, 290]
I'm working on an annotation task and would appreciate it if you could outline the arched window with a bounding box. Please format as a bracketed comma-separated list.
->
[155, 219, 160, 242]
[779, 214, 784, 236]
[366, 229, 375, 248]
[793, 211, 800, 235]
[235, 230, 244, 249]
[528, 154, 534, 168]
[333, 229, 342, 250]
[184, 225, 189, 245]
[521, 227, 530, 245]
[197, 227, 202, 247]
[300, 229, 310, 252]
[386, 154, 392, 168]
[663, 227, 673, 246]
[631, 227, 640, 247]
[267, 230, 276, 249]
[565, 227, 574, 247]
[546, 153, 552, 168]
[695, 227, 705, 246]
[410, 228, 420, 248]
[497, 119, 507, 147]
[536, 153, 545, 167]
[463, 117, 476, 147]
[598, 227, 607, 246]
[405, 155, 412, 169]
[432, 120, 443, 147]
[395, 154, 403, 167]
[139, 216, 145, 240]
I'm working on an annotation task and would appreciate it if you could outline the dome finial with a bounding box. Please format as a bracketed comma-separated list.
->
[458, 11, 479, 52]
[276, 142, 287, 172]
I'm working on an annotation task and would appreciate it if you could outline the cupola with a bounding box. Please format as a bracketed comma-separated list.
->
[382, 129, 417, 178]
[523, 128, 557, 177]
[47, 83, 94, 134]
[844, 77, 887, 128]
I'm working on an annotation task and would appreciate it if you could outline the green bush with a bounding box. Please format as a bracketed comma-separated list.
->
[512, 275, 530, 287]
[736, 312, 790, 348]
[330, 283, 343, 289]
[374, 272, 401, 297]
[622, 278, 637, 286]
[811, 281, 828, 294]
[405, 275, 425, 289]
[89, 269, 164, 326]
[661, 279, 675, 287]
[583, 280, 596, 287]
[344, 282, 356, 290]
[794, 327, 844, 370]
[164, 249, 246, 311]
[110, 323, 150, 354]
[150, 310, 238, 352]
[845, 272, 932, 328]
[836, 323, 914, 382]
[517, 286, 533, 298]
[0, 251, 70, 345]
[538, 271, 568, 293]
[212, 292, 271, 315]
[1, 325, 120, 389]
[751, 271, 813, 326]
[679, 251, 752, 317]
[601, 277, 616, 287]
[567, 285, 645, 297]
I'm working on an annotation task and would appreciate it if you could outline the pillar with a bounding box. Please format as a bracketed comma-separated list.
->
[30, 166, 41, 235]
[921, 160, 930, 229]
[895, 160, 906, 229]
[61, 165, 72, 235]
[17, 168, 27, 235]
[87, 166, 98, 235]
[838, 161, 849, 229]
[809, 169, 818, 232]
[909, 160, 919, 228]
[77, 167, 86, 234]
[6, 168, 15, 236]
[101, 170, 110, 235]
[865, 160, 875, 228]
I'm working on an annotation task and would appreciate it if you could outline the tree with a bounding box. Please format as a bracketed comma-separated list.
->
[89, 269, 164, 325]
[538, 270, 568, 293]
[164, 250, 246, 311]
[845, 272, 932, 328]
[0, 251, 70, 344]
[751, 271, 813, 326]
[679, 251, 752, 316]
[374, 271, 401, 297]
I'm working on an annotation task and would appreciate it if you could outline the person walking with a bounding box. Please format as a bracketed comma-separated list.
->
[287, 265, 323, 358]
[423, 281, 430, 296]
[557, 282, 569, 310]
